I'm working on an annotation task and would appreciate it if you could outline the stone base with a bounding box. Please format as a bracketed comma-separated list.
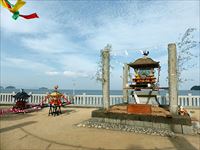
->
[76, 118, 175, 137]
[92, 109, 194, 134]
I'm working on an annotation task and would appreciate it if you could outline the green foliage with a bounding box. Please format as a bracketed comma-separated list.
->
[5, 86, 16, 89]
[94, 49, 103, 82]
[94, 44, 112, 83]
[190, 86, 200, 90]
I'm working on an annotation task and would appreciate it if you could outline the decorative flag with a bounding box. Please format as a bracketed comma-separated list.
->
[19, 13, 39, 19]
[0, 0, 39, 20]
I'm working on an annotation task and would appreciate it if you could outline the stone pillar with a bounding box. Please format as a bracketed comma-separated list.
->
[123, 63, 129, 103]
[168, 43, 178, 114]
[102, 45, 111, 110]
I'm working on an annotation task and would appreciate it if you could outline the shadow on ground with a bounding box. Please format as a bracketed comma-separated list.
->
[127, 145, 175, 150]
[61, 109, 76, 115]
[49, 109, 76, 115]
[0, 121, 37, 133]
[0, 113, 36, 121]
[168, 136, 198, 150]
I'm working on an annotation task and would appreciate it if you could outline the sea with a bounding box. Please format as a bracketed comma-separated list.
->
[0, 89, 200, 96]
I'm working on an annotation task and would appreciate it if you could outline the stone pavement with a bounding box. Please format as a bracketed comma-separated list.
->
[0, 107, 199, 150]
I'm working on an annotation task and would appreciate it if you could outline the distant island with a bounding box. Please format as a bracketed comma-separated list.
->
[191, 86, 200, 90]
[39, 87, 48, 90]
[5, 86, 16, 89]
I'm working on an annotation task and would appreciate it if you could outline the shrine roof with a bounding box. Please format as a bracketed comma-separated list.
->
[128, 56, 160, 68]
[13, 89, 30, 100]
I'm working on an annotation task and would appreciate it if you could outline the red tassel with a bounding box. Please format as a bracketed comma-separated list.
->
[19, 13, 39, 19]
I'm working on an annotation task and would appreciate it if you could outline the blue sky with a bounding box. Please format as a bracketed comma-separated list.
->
[0, 0, 199, 90]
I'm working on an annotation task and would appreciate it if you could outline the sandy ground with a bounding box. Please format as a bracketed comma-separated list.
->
[0, 107, 199, 150]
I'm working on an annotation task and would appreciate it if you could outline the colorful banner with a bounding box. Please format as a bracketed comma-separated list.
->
[10, 0, 25, 13]
[0, 0, 39, 20]
[20, 13, 39, 19]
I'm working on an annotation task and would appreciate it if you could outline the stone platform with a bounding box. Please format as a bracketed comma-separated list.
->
[91, 105, 194, 134]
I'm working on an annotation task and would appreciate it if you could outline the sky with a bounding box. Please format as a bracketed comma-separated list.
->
[0, 0, 199, 90]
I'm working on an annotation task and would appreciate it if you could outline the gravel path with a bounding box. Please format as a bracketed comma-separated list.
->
[76, 118, 175, 137]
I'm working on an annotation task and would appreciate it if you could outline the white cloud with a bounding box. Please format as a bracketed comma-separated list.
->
[68, 1, 199, 52]
[63, 70, 89, 78]
[2, 57, 54, 72]
[21, 33, 81, 54]
[45, 70, 90, 78]
[58, 54, 97, 72]
[45, 71, 60, 76]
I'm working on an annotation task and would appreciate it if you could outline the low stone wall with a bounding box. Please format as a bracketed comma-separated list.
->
[76, 118, 175, 137]
[91, 109, 195, 134]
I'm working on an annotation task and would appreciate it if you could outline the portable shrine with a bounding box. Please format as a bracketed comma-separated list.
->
[13, 89, 31, 110]
[128, 51, 160, 90]
[127, 51, 161, 112]
[43, 85, 70, 116]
